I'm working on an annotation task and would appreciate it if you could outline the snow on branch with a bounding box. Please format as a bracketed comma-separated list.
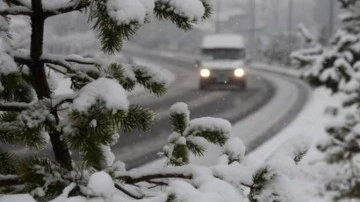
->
[114, 183, 144, 199]
[0, 102, 30, 112]
[13, 50, 96, 81]
[120, 172, 191, 184]
[66, 54, 96, 65]
[0, 5, 32, 16]
[7, 0, 32, 8]
[42, 0, 90, 17]
[297, 23, 315, 44]
[0, 175, 22, 187]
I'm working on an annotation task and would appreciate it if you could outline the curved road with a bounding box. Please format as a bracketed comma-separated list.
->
[117, 49, 310, 169]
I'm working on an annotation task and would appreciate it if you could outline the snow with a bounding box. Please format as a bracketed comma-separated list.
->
[72, 78, 129, 112]
[100, 145, 116, 167]
[159, 0, 205, 21]
[201, 34, 245, 49]
[132, 64, 170, 86]
[138, 0, 155, 14]
[107, 0, 147, 25]
[131, 57, 175, 95]
[176, 136, 187, 145]
[87, 171, 115, 197]
[223, 137, 246, 163]
[185, 117, 232, 137]
[247, 88, 342, 201]
[170, 102, 190, 123]
[170, 102, 189, 115]
[17, 103, 52, 128]
[168, 179, 244, 202]
[0, 38, 18, 75]
[0, 194, 37, 202]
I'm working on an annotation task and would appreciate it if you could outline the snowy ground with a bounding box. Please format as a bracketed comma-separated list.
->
[134, 61, 338, 201]
[247, 87, 341, 201]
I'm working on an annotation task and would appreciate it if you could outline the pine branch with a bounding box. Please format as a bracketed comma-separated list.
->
[43, 1, 90, 17]
[146, 180, 168, 186]
[114, 183, 144, 200]
[0, 102, 29, 112]
[66, 55, 95, 65]
[0, 175, 23, 187]
[51, 94, 77, 110]
[13, 50, 95, 81]
[0, 6, 32, 15]
[120, 173, 192, 184]
[5, 0, 32, 8]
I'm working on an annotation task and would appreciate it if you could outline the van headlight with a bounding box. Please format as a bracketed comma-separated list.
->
[234, 68, 245, 77]
[200, 68, 211, 78]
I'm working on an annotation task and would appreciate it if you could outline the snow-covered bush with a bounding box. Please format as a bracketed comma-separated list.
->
[292, 0, 360, 200]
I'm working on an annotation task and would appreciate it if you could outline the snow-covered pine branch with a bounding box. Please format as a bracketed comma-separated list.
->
[292, 0, 360, 200]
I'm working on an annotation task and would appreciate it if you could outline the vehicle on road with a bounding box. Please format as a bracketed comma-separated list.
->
[196, 34, 248, 90]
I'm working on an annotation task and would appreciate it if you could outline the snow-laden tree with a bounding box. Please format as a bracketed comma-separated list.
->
[0, 0, 311, 201]
[292, 0, 360, 199]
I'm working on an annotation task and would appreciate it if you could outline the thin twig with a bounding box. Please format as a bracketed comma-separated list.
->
[114, 183, 144, 200]
[0, 102, 29, 112]
[120, 173, 192, 184]
[0, 6, 32, 15]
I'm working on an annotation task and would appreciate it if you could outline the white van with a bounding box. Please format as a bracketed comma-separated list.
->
[197, 34, 248, 90]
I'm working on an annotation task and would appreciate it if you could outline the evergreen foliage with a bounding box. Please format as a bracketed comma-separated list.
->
[0, 0, 212, 200]
[292, 0, 360, 199]
[161, 103, 231, 166]
[0, 0, 310, 201]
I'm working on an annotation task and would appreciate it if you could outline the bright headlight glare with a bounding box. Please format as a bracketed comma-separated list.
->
[200, 68, 211, 77]
[234, 68, 245, 77]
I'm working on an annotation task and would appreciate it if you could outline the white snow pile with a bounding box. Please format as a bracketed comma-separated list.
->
[0, 194, 37, 202]
[168, 178, 243, 202]
[223, 137, 246, 163]
[170, 102, 190, 122]
[87, 171, 115, 197]
[0, 19, 17, 75]
[72, 78, 129, 112]
[185, 117, 232, 137]
[247, 88, 348, 201]
[107, 0, 149, 25]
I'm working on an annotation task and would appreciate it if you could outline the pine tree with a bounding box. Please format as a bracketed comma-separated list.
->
[292, 0, 360, 199]
[0, 0, 210, 200]
[0, 0, 311, 201]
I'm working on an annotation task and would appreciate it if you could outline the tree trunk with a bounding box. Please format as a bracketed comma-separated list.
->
[29, 0, 72, 170]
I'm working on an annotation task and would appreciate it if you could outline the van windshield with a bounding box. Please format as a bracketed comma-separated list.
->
[201, 48, 246, 60]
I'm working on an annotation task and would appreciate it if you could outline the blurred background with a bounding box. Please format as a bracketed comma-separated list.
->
[10, 0, 340, 65]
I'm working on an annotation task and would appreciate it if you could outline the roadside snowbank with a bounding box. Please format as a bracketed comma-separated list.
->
[247, 87, 343, 201]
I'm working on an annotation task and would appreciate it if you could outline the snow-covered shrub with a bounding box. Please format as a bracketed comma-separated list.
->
[292, 0, 360, 200]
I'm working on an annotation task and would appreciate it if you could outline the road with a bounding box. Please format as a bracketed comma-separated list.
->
[116, 49, 310, 169]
